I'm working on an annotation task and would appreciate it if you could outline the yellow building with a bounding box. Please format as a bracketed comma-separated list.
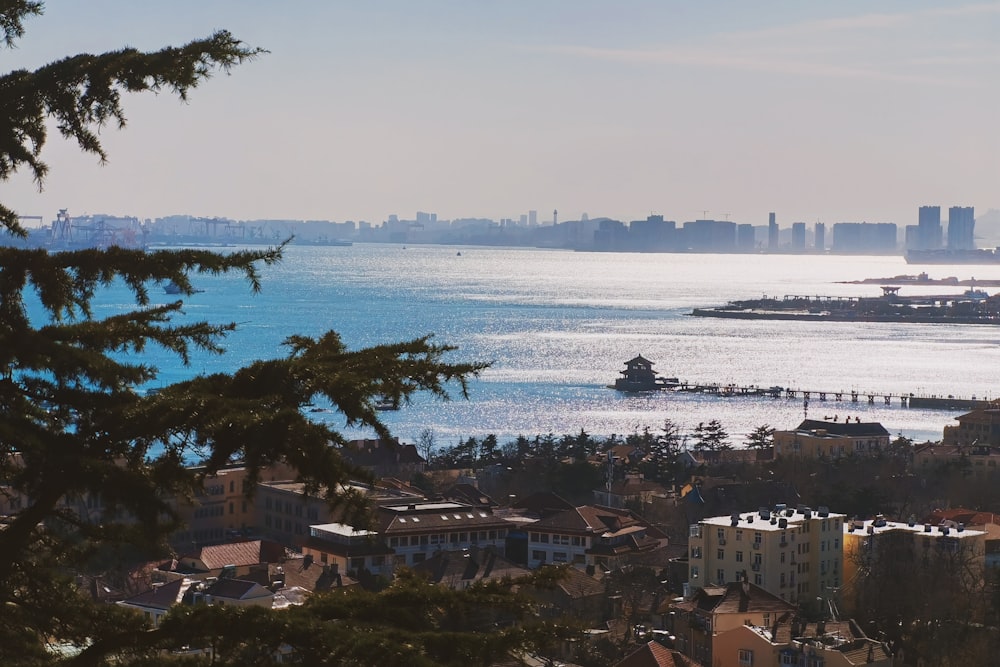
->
[688, 505, 845, 608]
[773, 419, 890, 459]
[841, 516, 986, 617]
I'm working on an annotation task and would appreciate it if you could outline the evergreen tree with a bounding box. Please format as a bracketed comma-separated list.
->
[692, 419, 730, 452]
[0, 5, 489, 663]
[745, 423, 775, 450]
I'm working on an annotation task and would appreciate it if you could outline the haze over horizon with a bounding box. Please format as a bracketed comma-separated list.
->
[5, 1, 998, 228]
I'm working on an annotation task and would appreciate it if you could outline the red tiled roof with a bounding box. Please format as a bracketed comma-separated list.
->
[672, 581, 796, 617]
[183, 540, 266, 570]
[926, 507, 1000, 527]
[614, 641, 699, 667]
[531, 505, 648, 536]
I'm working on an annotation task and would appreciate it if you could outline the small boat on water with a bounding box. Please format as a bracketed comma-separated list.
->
[164, 281, 204, 295]
[375, 396, 400, 411]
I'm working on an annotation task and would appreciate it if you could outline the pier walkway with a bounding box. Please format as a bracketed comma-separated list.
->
[669, 382, 991, 411]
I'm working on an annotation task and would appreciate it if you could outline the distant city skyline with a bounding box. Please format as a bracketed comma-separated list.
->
[4, 1, 998, 227]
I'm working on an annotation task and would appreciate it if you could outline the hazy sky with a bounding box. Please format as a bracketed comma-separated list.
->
[5, 1, 999, 227]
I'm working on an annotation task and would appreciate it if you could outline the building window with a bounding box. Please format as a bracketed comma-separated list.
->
[532, 550, 546, 562]
[717, 549, 725, 559]
[691, 566, 699, 579]
[717, 568, 725, 584]
[738, 648, 753, 666]
[736, 551, 743, 562]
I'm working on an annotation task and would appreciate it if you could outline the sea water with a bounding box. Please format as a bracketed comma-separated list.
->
[87, 244, 1000, 447]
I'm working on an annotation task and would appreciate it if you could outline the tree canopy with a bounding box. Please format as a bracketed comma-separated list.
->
[0, 5, 492, 664]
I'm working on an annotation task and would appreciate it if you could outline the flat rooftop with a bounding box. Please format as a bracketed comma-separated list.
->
[700, 506, 845, 532]
[845, 518, 985, 539]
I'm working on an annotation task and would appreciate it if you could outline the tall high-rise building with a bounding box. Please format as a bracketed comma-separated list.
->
[814, 223, 825, 251]
[528, 210, 537, 226]
[947, 206, 975, 250]
[917, 205, 942, 250]
[791, 222, 806, 250]
[768, 212, 778, 250]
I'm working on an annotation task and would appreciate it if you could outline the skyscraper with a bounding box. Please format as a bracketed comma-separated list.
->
[917, 205, 942, 250]
[768, 212, 778, 250]
[947, 206, 975, 250]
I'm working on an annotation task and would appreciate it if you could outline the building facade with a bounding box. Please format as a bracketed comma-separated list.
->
[688, 506, 845, 607]
[772, 420, 891, 459]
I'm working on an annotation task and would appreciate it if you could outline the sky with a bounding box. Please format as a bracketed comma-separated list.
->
[4, 1, 999, 228]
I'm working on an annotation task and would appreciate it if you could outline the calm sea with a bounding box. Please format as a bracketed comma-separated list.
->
[92, 244, 1000, 447]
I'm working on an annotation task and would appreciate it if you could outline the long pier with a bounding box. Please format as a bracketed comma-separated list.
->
[668, 382, 991, 411]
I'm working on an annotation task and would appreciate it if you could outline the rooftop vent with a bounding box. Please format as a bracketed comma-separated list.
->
[759, 508, 771, 520]
[924, 524, 932, 533]
[778, 517, 788, 529]
[817, 506, 829, 518]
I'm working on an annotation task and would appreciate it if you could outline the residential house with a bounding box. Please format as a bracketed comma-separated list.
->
[411, 546, 529, 589]
[339, 438, 427, 478]
[714, 616, 892, 667]
[593, 472, 671, 510]
[302, 501, 512, 577]
[175, 539, 285, 578]
[687, 505, 845, 609]
[186, 578, 275, 608]
[666, 579, 797, 666]
[524, 564, 609, 624]
[772, 419, 890, 459]
[118, 578, 191, 627]
[255, 478, 424, 547]
[913, 441, 1000, 476]
[942, 403, 1000, 447]
[525, 504, 668, 570]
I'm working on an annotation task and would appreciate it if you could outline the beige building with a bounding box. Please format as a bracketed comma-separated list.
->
[913, 441, 1000, 476]
[667, 580, 797, 665]
[688, 505, 845, 608]
[773, 419, 890, 459]
[942, 404, 1000, 447]
[713, 618, 892, 667]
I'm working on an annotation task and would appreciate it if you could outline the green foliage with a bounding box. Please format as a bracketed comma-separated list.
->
[745, 423, 775, 450]
[692, 419, 730, 452]
[0, 5, 489, 664]
[90, 569, 571, 667]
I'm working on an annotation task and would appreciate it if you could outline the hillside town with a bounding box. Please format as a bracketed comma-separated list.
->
[9, 395, 1000, 666]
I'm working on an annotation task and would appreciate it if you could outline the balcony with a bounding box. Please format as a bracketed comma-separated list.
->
[751, 563, 761, 572]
